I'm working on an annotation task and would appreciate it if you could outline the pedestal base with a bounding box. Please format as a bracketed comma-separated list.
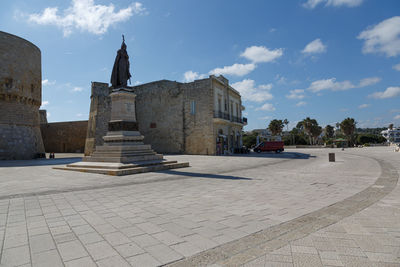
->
[54, 160, 189, 176]
[54, 88, 189, 176]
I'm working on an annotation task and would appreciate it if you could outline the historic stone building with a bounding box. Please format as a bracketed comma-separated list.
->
[0, 31, 45, 159]
[85, 75, 246, 156]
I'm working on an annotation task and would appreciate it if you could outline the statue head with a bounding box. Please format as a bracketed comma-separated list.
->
[121, 34, 127, 50]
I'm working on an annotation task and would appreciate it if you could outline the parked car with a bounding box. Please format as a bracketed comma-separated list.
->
[254, 141, 284, 153]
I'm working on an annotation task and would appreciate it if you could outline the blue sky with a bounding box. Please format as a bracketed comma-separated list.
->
[1, 0, 399, 130]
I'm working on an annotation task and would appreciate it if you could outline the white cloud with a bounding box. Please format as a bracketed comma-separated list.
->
[183, 71, 206, 82]
[393, 63, 400, 71]
[42, 79, 55, 86]
[275, 74, 287, 85]
[369, 86, 400, 99]
[302, 39, 327, 54]
[359, 77, 381, 87]
[209, 63, 256, 77]
[308, 78, 355, 92]
[303, 0, 324, 9]
[296, 101, 307, 107]
[326, 0, 363, 7]
[47, 112, 51, 118]
[303, 0, 363, 9]
[259, 116, 271, 120]
[72, 86, 83, 92]
[358, 16, 400, 57]
[256, 103, 276, 111]
[231, 79, 273, 102]
[76, 113, 83, 117]
[286, 89, 305, 99]
[240, 46, 283, 63]
[394, 115, 400, 120]
[308, 77, 380, 93]
[358, 104, 370, 109]
[28, 0, 146, 36]
[40, 100, 49, 108]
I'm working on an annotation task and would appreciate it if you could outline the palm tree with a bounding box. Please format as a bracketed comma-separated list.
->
[389, 123, 394, 130]
[299, 117, 320, 145]
[268, 119, 284, 136]
[340, 118, 356, 145]
[325, 125, 334, 139]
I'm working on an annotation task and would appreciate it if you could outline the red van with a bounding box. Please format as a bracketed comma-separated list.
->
[254, 141, 284, 153]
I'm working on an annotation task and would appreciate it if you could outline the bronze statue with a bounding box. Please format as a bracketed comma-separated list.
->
[111, 35, 131, 88]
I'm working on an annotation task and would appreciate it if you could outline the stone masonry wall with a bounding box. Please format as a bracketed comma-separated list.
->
[0, 31, 44, 159]
[84, 82, 111, 156]
[41, 121, 88, 153]
[181, 79, 215, 155]
[134, 80, 185, 154]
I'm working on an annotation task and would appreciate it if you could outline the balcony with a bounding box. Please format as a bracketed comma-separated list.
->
[214, 111, 247, 125]
[214, 111, 230, 120]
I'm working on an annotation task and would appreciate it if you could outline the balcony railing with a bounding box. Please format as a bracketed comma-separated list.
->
[214, 111, 230, 120]
[214, 111, 247, 124]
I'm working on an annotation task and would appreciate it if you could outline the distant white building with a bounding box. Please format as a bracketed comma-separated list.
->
[381, 127, 400, 143]
[253, 129, 281, 144]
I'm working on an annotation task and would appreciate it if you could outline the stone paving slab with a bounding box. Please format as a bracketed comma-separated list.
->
[170, 153, 398, 266]
[0, 148, 397, 266]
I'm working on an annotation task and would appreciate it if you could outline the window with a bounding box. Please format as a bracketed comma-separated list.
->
[224, 99, 227, 111]
[218, 97, 222, 112]
[190, 100, 196, 115]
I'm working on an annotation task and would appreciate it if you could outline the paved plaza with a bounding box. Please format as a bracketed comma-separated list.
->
[0, 147, 399, 266]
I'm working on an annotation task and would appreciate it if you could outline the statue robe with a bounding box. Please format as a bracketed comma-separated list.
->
[111, 48, 131, 88]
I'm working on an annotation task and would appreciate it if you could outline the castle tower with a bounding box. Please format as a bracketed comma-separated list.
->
[0, 31, 45, 159]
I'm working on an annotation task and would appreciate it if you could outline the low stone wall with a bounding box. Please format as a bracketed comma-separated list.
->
[41, 121, 88, 153]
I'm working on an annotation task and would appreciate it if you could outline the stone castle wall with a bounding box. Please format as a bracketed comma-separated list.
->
[0, 31, 45, 159]
[41, 121, 88, 153]
[134, 80, 185, 153]
[84, 82, 111, 156]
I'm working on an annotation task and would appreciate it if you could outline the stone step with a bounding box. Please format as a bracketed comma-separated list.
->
[96, 144, 152, 151]
[66, 160, 179, 170]
[91, 150, 157, 157]
[83, 153, 164, 163]
[103, 135, 145, 142]
[54, 162, 190, 176]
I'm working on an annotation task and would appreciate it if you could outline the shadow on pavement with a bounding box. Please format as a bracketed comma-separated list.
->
[159, 170, 252, 180]
[222, 151, 315, 159]
[0, 157, 82, 167]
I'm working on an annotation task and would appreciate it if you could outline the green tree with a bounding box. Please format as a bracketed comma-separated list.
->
[310, 125, 323, 144]
[299, 117, 319, 144]
[289, 128, 308, 145]
[357, 134, 387, 145]
[268, 119, 284, 136]
[325, 125, 335, 139]
[340, 117, 356, 145]
[242, 132, 257, 148]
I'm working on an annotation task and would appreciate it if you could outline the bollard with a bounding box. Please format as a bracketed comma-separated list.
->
[329, 153, 335, 162]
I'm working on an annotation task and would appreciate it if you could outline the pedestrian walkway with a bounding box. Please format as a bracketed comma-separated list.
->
[0, 148, 398, 266]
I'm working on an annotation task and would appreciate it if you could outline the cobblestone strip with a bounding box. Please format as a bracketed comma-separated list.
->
[167, 157, 398, 267]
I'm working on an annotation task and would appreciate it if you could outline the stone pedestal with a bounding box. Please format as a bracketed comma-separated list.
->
[55, 88, 188, 176]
